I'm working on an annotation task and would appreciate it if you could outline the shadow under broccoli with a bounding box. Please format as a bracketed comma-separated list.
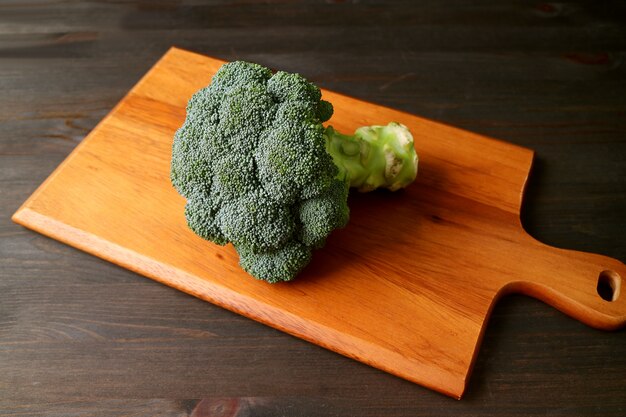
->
[171, 61, 418, 283]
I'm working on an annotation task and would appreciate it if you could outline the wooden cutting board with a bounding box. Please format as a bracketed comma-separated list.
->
[12, 47, 626, 399]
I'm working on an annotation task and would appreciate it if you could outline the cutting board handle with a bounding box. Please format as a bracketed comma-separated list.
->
[504, 234, 626, 330]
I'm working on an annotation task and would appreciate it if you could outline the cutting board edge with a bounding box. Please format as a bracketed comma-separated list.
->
[11, 206, 471, 399]
[12, 48, 182, 218]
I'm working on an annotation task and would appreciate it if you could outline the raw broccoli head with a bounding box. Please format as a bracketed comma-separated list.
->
[171, 61, 349, 283]
[171, 61, 418, 283]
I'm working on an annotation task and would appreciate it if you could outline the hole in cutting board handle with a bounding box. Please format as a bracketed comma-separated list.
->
[597, 270, 621, 302]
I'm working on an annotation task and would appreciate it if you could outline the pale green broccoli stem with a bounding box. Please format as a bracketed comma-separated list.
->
[324, 122, 419, 192]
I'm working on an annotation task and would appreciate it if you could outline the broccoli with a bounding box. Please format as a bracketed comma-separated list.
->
[171, 61, 418, 283]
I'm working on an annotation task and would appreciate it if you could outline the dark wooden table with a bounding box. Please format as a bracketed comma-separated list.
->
[2, 1, 625, 415]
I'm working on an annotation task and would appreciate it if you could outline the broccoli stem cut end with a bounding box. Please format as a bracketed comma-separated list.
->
[324, 122, 418, 192]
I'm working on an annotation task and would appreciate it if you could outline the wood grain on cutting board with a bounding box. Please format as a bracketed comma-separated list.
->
[12, 47, 626, 399]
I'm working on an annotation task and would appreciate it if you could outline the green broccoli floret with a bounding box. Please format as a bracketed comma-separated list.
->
[171, 61, 418, 283]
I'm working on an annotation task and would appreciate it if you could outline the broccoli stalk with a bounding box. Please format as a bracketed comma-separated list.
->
[324, 123, 418, 192]
[171, 61, 419, 283]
